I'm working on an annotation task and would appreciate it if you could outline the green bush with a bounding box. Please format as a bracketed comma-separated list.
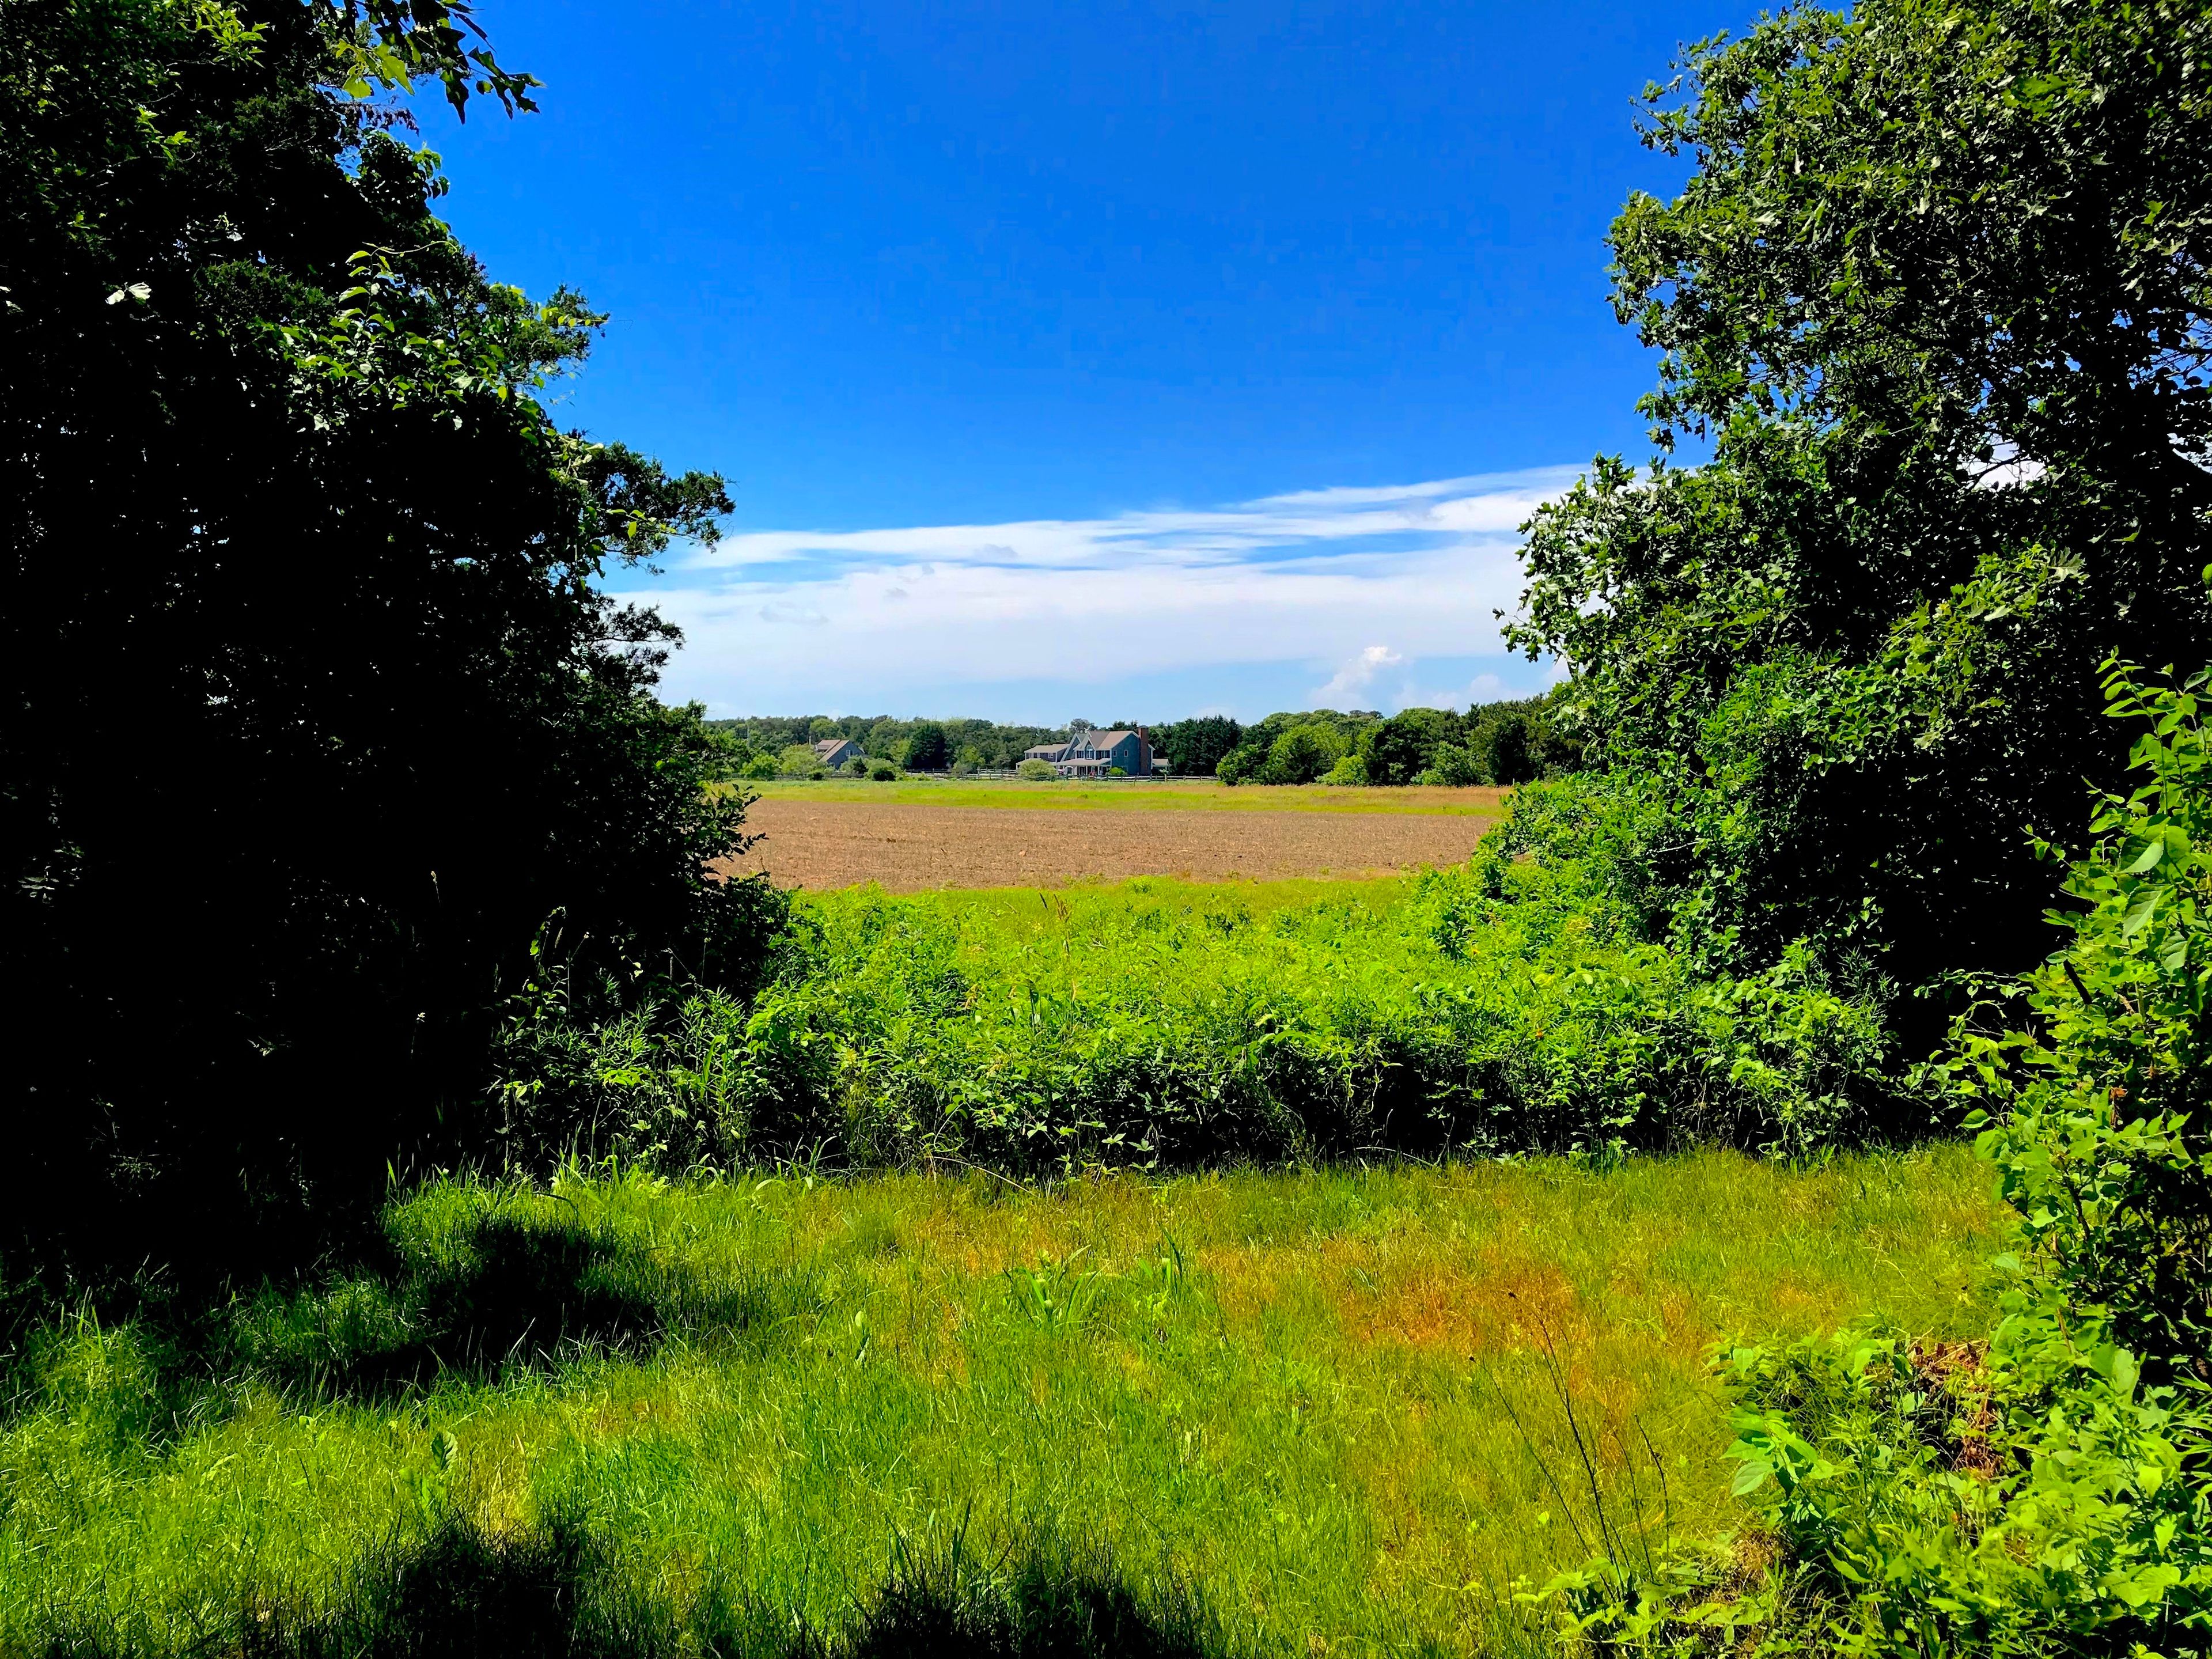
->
[1, 0, 761, 1263]
[868, 763, 899, 782]
[1512, 0, 2212, 998]
[1537, 660, 2212, 1655]
[1016, 759, 1059, 781]
[1427, 745, 1483, 787]
[1251, 724, 1346, 785]
[494, 819, 1912, 1177]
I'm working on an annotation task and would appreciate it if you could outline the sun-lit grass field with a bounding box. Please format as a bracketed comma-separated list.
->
[1, 1149, 1998, 1655]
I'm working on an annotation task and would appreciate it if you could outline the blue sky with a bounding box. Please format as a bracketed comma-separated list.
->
[418, 1, 1738, 721]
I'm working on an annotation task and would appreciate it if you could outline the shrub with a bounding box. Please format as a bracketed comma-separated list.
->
[1017, 759, 1059, 781]
[868, 763, 899, 782]
[494, 840, 1911, 1176]
[1536, 659, 2212, 1655]
[1321, 755, 1366, 787]
[777, 745, 821, 778]
[1427, 746, 1483, 787]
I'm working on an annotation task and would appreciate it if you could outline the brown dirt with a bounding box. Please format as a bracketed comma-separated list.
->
[722, 799, 1498, 891]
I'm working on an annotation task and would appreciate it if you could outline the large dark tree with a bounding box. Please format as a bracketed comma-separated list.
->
[1513, 0, 2212, 997]
[1, 0, 766, 1264]
[1156, 715, 1243, 779]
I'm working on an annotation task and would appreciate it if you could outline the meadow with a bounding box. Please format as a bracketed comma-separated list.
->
[1, 1149, 1998, 1656]
[509, 864, 1903, 1175]
[0, 865, 1972, 1656]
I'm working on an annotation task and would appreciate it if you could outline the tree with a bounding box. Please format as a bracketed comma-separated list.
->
[1157, 715, 1242, 778]
[1216, 709, 1381, 784]
[901, 721, 950, 772]
[1358, 709, 1461, 786]
[1255, 724, 1347, 785]
[1510, 0, 2212, 991]
[1, 0, 768, 1263]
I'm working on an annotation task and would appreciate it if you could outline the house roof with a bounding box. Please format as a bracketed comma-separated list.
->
[814, 738, 856, 755]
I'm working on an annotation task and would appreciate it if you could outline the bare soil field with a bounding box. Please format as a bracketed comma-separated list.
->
[722, 797, 1499, 890]
[743, 778, 1508, 816]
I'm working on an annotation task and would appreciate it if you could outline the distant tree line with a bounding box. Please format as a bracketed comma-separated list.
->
[1212, 693, 1578, 786]
[703, 699, 1569, 784]
[704, 715, 1066, 774]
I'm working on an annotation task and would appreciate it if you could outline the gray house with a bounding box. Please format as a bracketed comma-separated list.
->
[815, 738, 864, 769]
[1024, 728, 1155, 778]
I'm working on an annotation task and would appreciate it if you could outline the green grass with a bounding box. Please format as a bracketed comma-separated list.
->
[0, 1151, 2001, 1656]
[741, 777, 1508, 816]
[505, 868, 1902, 1172]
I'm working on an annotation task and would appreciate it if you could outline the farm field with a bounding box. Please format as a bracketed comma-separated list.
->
[744, 778, 1509, 815]
[725, 790, 1502, 890]
[1, 1149, 1999, 1656]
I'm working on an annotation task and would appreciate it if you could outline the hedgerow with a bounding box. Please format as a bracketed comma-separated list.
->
[492, 817, 1919, 1176]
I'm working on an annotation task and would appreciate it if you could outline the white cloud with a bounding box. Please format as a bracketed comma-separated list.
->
[1312, 644, 1406, 704]
[627, 467, 1579, 713]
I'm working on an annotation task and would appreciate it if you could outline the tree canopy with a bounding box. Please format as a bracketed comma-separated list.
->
[1512, 0, 2212, 993]
[1, 0, 765, 1263]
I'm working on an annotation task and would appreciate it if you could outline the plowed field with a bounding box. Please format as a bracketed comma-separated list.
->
[722, 797, 1498, 890]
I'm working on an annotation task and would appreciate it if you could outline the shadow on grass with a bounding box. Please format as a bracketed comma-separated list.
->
[233, 1205, 820, 1401]
[36, 1509, 1236, 1659]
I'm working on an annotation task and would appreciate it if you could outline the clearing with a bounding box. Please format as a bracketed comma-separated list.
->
[5, 1149, 1998, 1654]
[726, 782, 1504, 889]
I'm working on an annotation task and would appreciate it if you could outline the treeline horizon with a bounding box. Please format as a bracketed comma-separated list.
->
[704, 689, 1565, 781]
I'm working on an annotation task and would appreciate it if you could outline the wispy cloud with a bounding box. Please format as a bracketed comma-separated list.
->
[1312, 644, 1406, 705]
[628, 467, 1578, 716]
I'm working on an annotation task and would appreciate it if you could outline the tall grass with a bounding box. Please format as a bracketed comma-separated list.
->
[499, 864, 1914, 1175]
[0, 1152, 1997, 1655]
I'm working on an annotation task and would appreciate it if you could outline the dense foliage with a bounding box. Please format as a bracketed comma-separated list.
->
[1358, 694, 1582, 787]
[1206, 696, 1578, 786]
[1545, 662, 2212, 1655]
[1510, 0, 2212, 993]
[1153, 714, 1244, 779]
[493, 835, 1915, 1178]
[707, 714, 1070, 773]
[1, 0, 766, 1264]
